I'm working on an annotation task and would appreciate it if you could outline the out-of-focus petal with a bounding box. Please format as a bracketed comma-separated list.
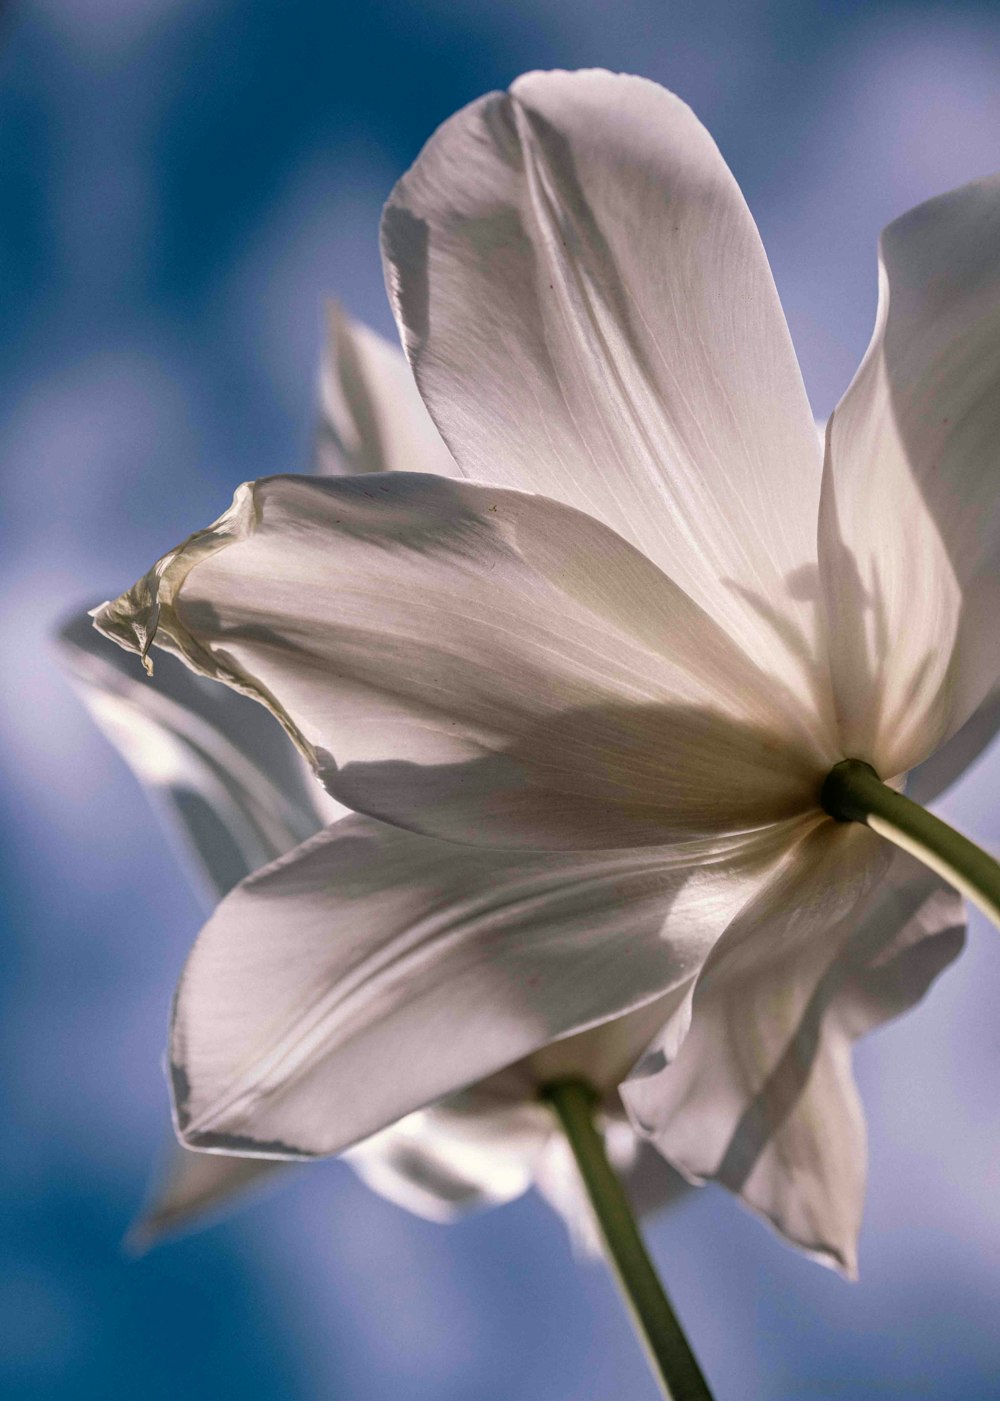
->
[315, 304, 456, 478]
[128, 1147, 290, 1251]
[347, 990, 692, 1230]
[170, 812, 798, 1158]
[131, 1002, 688, 1244]
[349, 991, 692, 1233]
[905, 685, 1000, 805]
[624, 830, 964, 1275]
[819, 175, 1000, 778]
[93, 474, 832, 850]
[131, 1097, 542, 1244]
[534, 1116, 689, 1258]
[382, 68, 830, 724]
[57, 609, 336, 901]
[346, 1098, 548, 1221]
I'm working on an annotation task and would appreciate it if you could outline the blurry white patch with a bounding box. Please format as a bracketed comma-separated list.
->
[0, 353, 198, 811]
[3, 350, 198, 559]
[221, 152, 397, 433]
[843, 14, 1000, 198]
[31, 0, 208, 61]
[266, 1172, 486, 1384]
[0, 568, 118, 808]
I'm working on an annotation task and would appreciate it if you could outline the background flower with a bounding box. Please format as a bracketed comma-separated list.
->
[57, 308, 687, 1250]
[4, 2, 1000, 1398]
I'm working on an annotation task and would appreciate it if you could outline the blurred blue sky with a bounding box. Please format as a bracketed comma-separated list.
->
[2, 1, 1000, 1396]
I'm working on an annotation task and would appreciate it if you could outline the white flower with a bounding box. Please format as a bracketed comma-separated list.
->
[94, 70, 1000, 1273]
[63, 305, 683, 1248]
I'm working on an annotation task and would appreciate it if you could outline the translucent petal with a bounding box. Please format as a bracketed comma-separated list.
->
[58, 609, 333, 901]
[382, 68, 830, 726]
[170, 813, 796, 1157]
[94, 474, 832, 850]
[820, 175, 1000, 777]
[315, 303, 456, 478]
[624, 830, 964, 1274]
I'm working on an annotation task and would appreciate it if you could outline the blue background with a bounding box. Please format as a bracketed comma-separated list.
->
[3, 1, 1000, 1396]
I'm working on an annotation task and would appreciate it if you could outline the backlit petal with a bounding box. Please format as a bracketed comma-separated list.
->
[906, 685, 1000, 804]
[624, 829, 964, 1274]
[58, 609, 334, 901]
[94, 474, 832, 850]
[170, 813, 796, 1158]
[346, 1098, 547, 1221]
[382, 68, 829, 723]
[316, 304, 456, 478]
[819, 175, 1000, 777]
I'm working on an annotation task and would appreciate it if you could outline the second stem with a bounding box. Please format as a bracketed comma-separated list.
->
[542, 1078, 714, 1401]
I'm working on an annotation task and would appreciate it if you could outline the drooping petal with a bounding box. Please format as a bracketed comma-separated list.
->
[315, 304, 456, 478]
[94, 474, 832, 851]
[170, 812, 798, 1158]
[819, 175, 1000, 778]
[624, 828, 964, 1274]
[138, 1029, 688, 1244]
[58, 609, 336, 901]
[132, 1101, 541, 1244]
[382, 68, 830, 723]
[130, 1008, 683, 1245]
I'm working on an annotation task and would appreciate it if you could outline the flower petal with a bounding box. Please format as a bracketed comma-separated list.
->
[906, 685, 1000, 805]
[94, 474, 832, 850]
[58, 609, 335, 901]
[129, 1147, 289, 1251]
[131, 1042, 684, 1244]
[346, 1098, 547, 1221]
[382, 68, 829, 721]
[624, 829, 964, 1274]
[347, 991, 691, 1230]
[819, 175, 1000, 778]
[170, 813, 795, 1158]
[315, 304, 456, 478]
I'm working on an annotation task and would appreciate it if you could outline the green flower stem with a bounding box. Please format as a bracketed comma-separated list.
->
[542, 1079, 714, 1401]
[822, 758, 1000, 928]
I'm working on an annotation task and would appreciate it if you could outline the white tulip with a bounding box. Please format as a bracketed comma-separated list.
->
[94, 71, 1000, 1274]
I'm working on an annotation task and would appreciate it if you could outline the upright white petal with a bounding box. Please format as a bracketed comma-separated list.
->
[624, 830, 964, 1274]
[170, 813, 797, 1159]
[94, 474, 833, 851]
[819, 175, 1000, 778]
[906, 685, 1000, 804]
[58, 610, 334, 900]
[382, 68, 830, 723]
[316, 304, 456, 478]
